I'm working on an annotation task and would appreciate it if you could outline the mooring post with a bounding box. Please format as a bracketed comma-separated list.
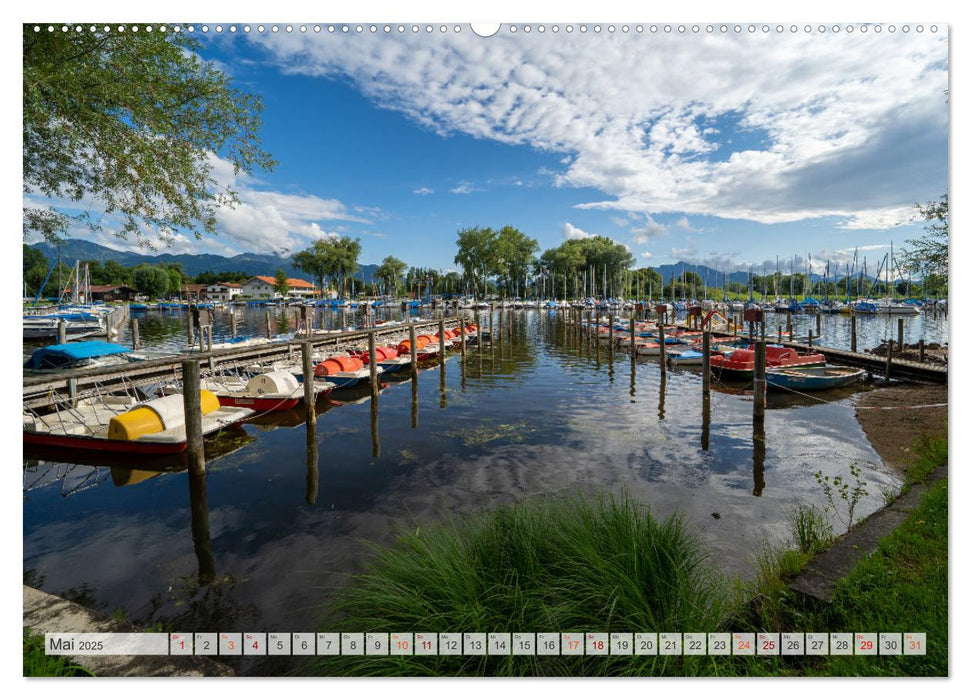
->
[760, 321, 766, 342]
[753, 340, 766, 419]
[206, 326, 213, 352]
[816, 313, 822, 336]
[786, 311, 792, 339]
[131, 318, 139, 350]
[368, 330, 379, 400]
[851, 315, 858, 353]
[658, 323, 667, 375]
[808, 329, 813, 349]
[778, 324, 782, 343]
[57, 319, 67, 345]
[460, 323, 466, 359]
[919, 338, 926, 363]
[733, 315, 738, 338]
[187, 314, 195, 348]
[885, 337, 893, 382]
[438, 318, 446, 370]
[489, 309, 495, 359]
[265, 310, 272, 339]
[629, 309, 636, 358]
[230, 313, 237, 338]
[301, 341, 316, 429]
[702, 329, 711, 397]
[409, 324, 418, 379]
[182, 360, 205, 475]
[608, 314, 614, 350]
[898, 318, 904, 352]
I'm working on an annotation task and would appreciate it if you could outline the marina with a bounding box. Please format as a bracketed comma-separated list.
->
[23, 304, 945, 651]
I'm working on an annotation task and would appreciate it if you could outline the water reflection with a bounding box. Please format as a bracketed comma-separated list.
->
[701, 396, 711, 452]
[24, 309, 906, 634]
[752, 416, 766, 498]
[187, 468, 215, 586]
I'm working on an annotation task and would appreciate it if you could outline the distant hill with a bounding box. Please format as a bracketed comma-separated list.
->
[28, 239, 380, 283]
[655, 261, 863, 286]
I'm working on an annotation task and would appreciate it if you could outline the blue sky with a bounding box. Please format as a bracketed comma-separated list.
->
[25, 22, 949, 276]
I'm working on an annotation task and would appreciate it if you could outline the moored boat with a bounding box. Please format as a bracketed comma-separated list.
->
[23, 391, 253, 454]
[204, 370, 335, 411]
[765, 365, 865, 391]
[710, 345, 826, 379]
[24, 341, 132, 372]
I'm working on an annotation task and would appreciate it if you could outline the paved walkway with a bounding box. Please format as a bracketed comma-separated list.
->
[23, 585, 234, 677]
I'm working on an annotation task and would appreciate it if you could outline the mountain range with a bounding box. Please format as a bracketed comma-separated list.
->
[27, 238, 865, 287]
[29, 239, 380, 283]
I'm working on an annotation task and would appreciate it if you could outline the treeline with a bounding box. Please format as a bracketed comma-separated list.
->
[22, 244, 256, 298]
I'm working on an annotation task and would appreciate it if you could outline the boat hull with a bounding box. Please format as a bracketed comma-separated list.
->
[23, 431, 188, 454]
[216, 395, 302, 412]
[766, 366, 865, 391]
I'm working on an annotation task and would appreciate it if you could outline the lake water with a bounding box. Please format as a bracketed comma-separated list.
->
[24, 307, 940, 645]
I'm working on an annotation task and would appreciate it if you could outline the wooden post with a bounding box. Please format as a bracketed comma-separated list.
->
[409, 324, 418, 377]
[206, 326, 213, 352]
[748, 320, 754, 342]
[851, 315, 858, 353]
[786, 311, 792, 337]
[808, 330, 813, 349]
[608, 314, 614, 348]
[187, 314, 195, 347]
[368, 330, 379, 400]
[732, 315, 738, 338]
[302, 341, 316, 429]
[658, 323, 666, 375]
[460, 323, 466, 359]
[182, 360, 205, 475]
[629, 310, 636, 357]
[489, 310, 495, 358]
[760, 321, 766, 342]
[919, 338, 925, 363]
[57, 319, 67, 345]
[778, 324, 782, 343]
[438, 318, 446, 369]
[753, 340, 766, 418]
[702, 329, 711, 397]
[131, 318, 139, 350]
[897, 318, 904, 351]
[265, 310, 272, 339]
[816, 313, 822, 336]
[230, 313, 237, 338]
[885, 337, 893, 382]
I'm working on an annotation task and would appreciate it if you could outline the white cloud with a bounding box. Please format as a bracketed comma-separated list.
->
[413, 186, 435, 195]
[251, 29, 947, 229]
[25, 153, 370, 256]
[640, 251, 653, 259]
[563, 222, 592, 240]
[449, 182, 478, 195]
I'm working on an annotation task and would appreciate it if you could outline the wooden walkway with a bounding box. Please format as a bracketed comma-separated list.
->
[23, 317, 466, 410]
[772, 340, 946, 383]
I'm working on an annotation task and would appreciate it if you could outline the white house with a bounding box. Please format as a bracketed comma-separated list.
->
[204, 282, 243, 302]
[241, 276, 318, 299]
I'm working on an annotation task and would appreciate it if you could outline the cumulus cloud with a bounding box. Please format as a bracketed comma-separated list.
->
[640, 251, 653, 260]
[412, 186, 434, 195]
[25, 153, 369, 256]
[249, 28, 947, 229]
[563, 222, 592, 240]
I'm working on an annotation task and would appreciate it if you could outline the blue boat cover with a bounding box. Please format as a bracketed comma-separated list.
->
[25, 341, 130, 369]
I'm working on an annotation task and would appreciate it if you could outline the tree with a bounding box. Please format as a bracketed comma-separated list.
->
[23, 25, 274, 244]
[23, 244, 50, 297]
[274, 268, 290, 296]
[454, 226, 498, 298]
[494, 225, 539, 297]
[375, 255, 407, 296]
[132, 265, 170, 298]
[901, 194, 948, 287]
[166, 267, 184, 296]
[293, 236, 361, 297]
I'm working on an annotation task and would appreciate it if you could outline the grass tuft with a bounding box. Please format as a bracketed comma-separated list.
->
[306, 491, 728, 676]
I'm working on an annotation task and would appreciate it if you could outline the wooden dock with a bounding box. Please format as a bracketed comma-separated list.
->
[23, 317, 468, 410]
[773, 340, 947, 383]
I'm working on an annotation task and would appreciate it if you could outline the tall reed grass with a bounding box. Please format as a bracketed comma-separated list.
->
[307, 491, 728, 676]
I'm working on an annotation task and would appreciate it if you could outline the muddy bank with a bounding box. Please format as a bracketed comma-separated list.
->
[855, 383, 948, 471]
[867, 341, 948, 366]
